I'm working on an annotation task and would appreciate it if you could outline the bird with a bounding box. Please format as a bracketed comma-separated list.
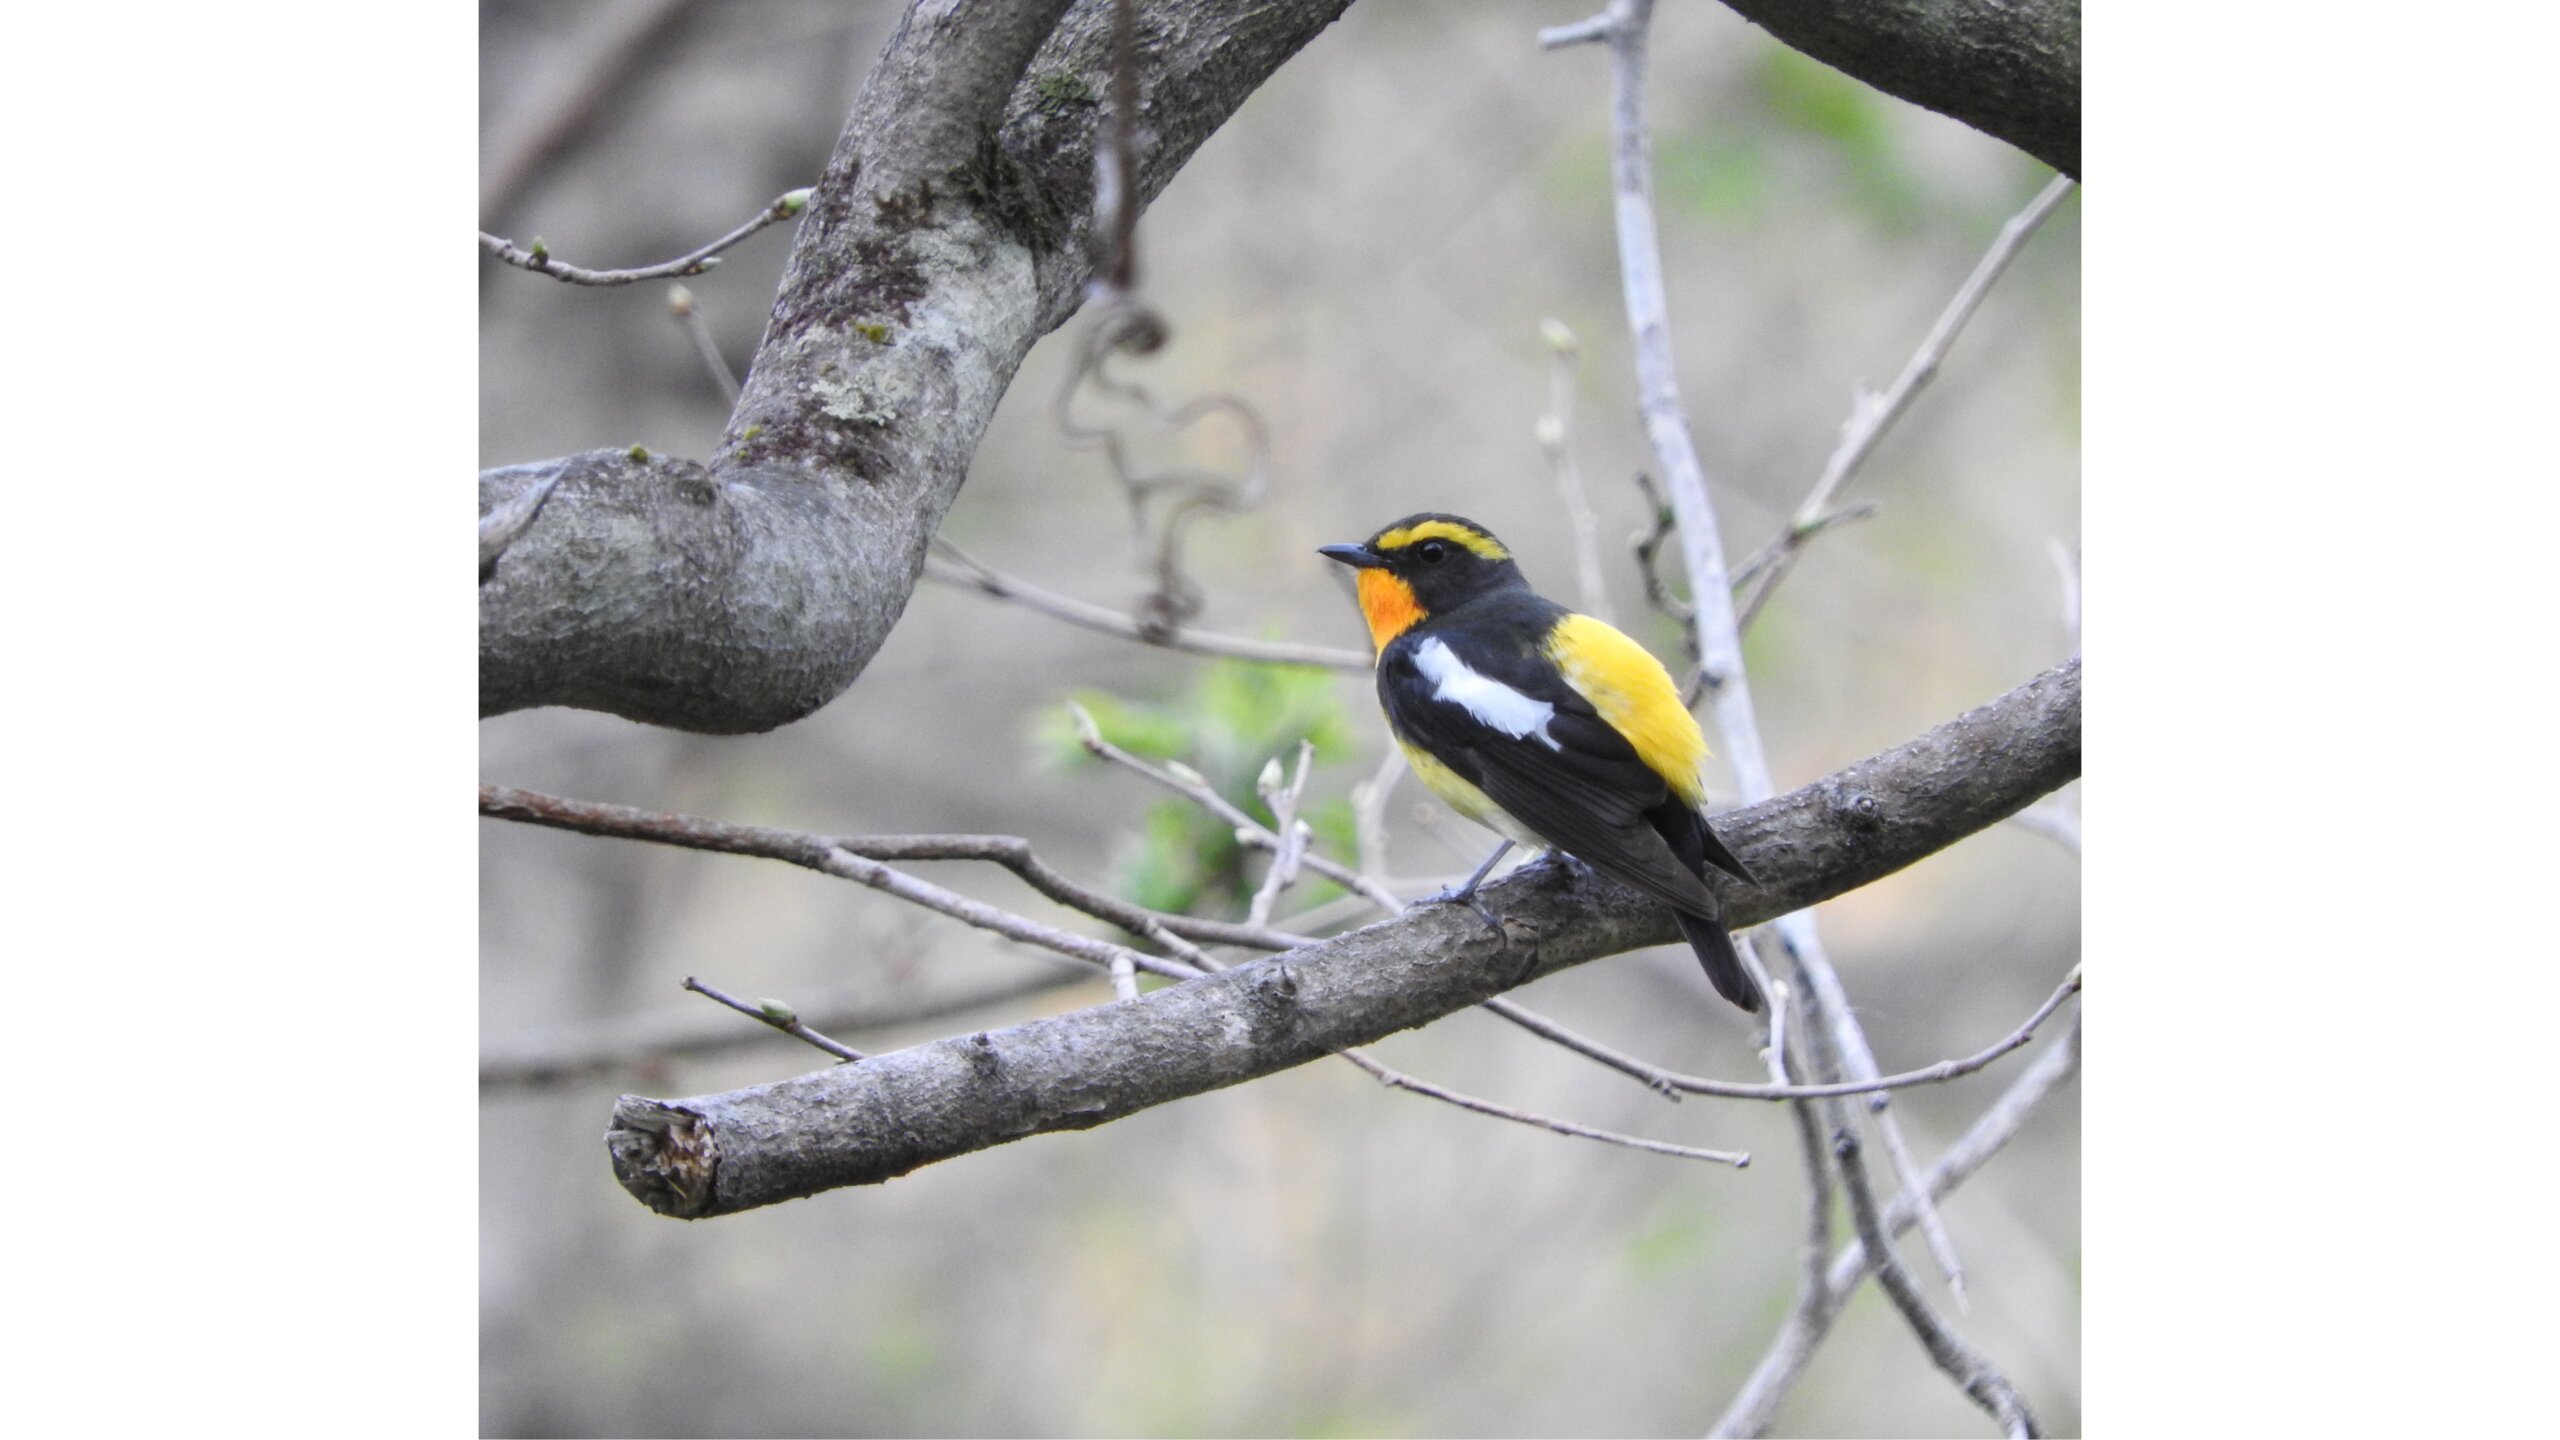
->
[1319, 512, 1763, 1012]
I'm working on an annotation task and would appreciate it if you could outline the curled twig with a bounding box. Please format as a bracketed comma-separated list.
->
[1053, 300, 1272, 636]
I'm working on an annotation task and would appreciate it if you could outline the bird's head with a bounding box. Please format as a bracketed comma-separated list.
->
[1319, 513, 1527, 651]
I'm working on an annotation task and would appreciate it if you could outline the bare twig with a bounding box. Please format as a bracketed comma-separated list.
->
[482, 969, 1089, 1091]
[665, 283, 739, 404]
[1069, 704, 1408, 914]
[1338, 1049, 1744, 1165]
[1349, 745, 1407, 882]
[1537, 319, 1613, 622]
[478, 187, 811, 286]
[1656, 969, 2078, 1101]
[482, 783, 1719, 1150]
[1053, 303, 1272, 635]
[1070, 709, 1714, 1098]
[1736, 174, 2078, 629]
[1472, 996, 1688, 1098]
[1810, 1007, 2042, 1436]
[1832, 1015, 2081, 1296]
[681, 976, 866, 1063]
[1628, 471, 1694, 629]
[814, 843, 1198, 982]
[1246, 744, 1319, 928]
[925, 541, 1369, 669]
[1715, 1014, 2080, 1435]
[1728, 501, 1879, 595]
[1553, 0, 1999, 1332]
[1716, 1088, 1834, 1439]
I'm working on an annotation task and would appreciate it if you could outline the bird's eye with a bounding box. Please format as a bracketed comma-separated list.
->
[1415, 539, 1451, 564]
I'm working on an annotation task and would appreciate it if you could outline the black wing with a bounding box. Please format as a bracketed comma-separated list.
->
[1380, 600, 1727, 920]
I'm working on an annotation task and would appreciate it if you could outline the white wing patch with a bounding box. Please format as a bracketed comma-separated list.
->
[1415, 637, 1561, 750]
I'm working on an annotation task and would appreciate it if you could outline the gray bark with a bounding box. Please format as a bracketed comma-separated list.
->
[480, 0, 2079, 733]
[1713, 0, 2080, 177]
[607, 657, 2079, 1218]
[481, 0, 1358, 731]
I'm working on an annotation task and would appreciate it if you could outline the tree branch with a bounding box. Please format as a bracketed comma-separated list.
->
[480, 0, 1356, 732]
[603, 657, 2078, 1218]
[1714, 1014, 2081, 1435]
[481, 0, 2076, 734]
[1710, 0, 2080, 178]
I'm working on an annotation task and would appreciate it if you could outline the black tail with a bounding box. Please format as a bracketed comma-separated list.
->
[1676, 908, 1763, 1013]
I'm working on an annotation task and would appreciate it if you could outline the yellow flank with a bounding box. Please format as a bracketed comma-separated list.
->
[1545, 613, 1707, 804]
[1398, 740, 1548, 847]
[1374, 518, 1510, 561]
[1354, 569, 1426, 651]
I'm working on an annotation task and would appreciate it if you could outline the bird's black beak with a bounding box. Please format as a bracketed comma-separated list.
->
[1318, 543, 1384, 569]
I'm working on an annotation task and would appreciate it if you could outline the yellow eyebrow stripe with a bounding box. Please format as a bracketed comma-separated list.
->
[1374, 519, 1510, 561]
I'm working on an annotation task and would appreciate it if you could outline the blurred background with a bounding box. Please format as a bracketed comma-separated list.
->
[481, 2, 2079, 1434]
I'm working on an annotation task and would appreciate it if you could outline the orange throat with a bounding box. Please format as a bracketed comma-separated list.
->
[1355, 569, 1425, 651]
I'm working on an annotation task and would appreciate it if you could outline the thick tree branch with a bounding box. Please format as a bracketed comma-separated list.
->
[1711, 0, 2079, 178]
[481, 0, 2075, 733]
[480, 0, 1355, 731]
[604, 657, 2078, 1218]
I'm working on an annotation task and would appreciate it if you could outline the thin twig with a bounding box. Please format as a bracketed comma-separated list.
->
[1715, 1014, 2080, 1435]
[1473, 996, 1687, 1098]
[480, 784, 1310, 955]
[1052, 303, 1272, 635]
[681, 976, 866, 1063]
[1810, 1006, 2041, 1436]
[1246, 743, 1318, 929]
[1830, 1015, 2082, 1296]
[1338, 1048, 1745, 1165]
[813, 843, 1198, 982]
[925, 542, 1370, 670]
[665, 283, 740, 404]
[1629, 471, 1694, 629]
[1070, 713, 1735, 1100]
[1120, 897, 1745, 1167]
[1537, 318, 1613, 622]
[1728, 501, 1879, 595]
[1736, 174, 2078, 629]
[483, 783, 1711, 1148]
[482, 969, 1088, 1091]
[1349, 745, 1406, 882]
[1555, 0, 1969, 1302]
[1069, 705, 1407, 913]
[1655, 970, 2078, 1102]
[478, 187, 811, 286]
[1716, 1089, 1834, 1439]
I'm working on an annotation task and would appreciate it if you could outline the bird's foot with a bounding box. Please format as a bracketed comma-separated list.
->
[1418, 884, 1505, 939]
[1521, 849, 1592, 881]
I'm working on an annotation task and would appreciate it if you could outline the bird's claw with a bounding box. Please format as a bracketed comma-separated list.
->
[1419, 885, 1505, 940]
